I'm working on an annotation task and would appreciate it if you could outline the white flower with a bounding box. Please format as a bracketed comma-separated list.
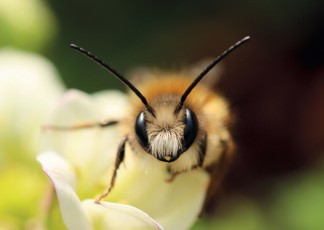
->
[0, 48, 64, 157]
[39, 89, 210, 230]
[38, 151, 163, 230]
[0, 48, 64, 228]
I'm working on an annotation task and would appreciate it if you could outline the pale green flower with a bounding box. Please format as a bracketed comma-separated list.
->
[0, 0, 57, 51]
[0, 49, 64, 159]
[39, 89, 210, 230]
[38, 151, 163, 230]
[0, 49, 64, 228]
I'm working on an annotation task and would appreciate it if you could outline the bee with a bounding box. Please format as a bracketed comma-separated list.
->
[46, 36, 250, 204]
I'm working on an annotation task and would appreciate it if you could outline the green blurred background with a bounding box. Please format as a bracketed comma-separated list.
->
[1, 0, 324, 229]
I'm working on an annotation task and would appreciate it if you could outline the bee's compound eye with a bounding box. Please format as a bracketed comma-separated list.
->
[135, 111, 149, 149]
[183, 109, 198, 150]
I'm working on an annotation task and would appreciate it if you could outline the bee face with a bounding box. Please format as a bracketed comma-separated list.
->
[63, 37, 249, 203]
[135, 95, 199, 162]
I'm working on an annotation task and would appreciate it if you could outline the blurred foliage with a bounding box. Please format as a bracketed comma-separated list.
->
[1, 0, 324, 229]
[44, 0, 323, 92]
[0, 0, 57, 52]
[0, 164, 46, 228]
[193, 160, 324, 230]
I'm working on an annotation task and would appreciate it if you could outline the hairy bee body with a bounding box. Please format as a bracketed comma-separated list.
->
[64, 37, 248, 203]
[123, 73, 234, 174]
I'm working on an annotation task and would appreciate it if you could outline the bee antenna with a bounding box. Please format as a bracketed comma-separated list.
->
[70, 44, 155, 116]
[175, 36, 251, 114]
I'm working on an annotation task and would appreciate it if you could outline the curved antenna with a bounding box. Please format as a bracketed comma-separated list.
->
[175, 36, 251, 114]
[70, 44, 155, 116]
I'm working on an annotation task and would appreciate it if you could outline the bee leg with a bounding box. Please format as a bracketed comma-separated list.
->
[42, 120, 119, 131]
[95, 136, 127, 204]
[166, 164, 201, 182]
[165, 165, 181, 182]
[166, 171, 181, 183]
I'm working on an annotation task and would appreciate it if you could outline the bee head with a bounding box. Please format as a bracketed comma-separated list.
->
[70, 36, 249, 163]
[135, 96, 198, 162]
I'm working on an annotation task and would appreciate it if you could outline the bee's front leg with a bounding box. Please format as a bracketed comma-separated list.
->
[95, 136, 128, 204]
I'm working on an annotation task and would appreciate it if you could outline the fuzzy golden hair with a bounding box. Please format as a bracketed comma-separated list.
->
[123, 72, 234, 174]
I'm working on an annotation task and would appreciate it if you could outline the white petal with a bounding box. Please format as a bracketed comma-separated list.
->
[92, 90, 129, 120]
[37, 151, 92, 230]
[108, 154, 210, 230]
[41, 90, 121, 194]
[0, 49, 64, 156]
[46, 89, 100, 127]
[82, 200, 163, 230]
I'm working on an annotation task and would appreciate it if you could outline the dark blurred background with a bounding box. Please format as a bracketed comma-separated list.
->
[5, 0, 324, 228]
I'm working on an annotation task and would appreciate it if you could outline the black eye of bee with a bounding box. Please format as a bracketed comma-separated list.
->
[183, 109, 198, 150]
[135, 111, 149, 149]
